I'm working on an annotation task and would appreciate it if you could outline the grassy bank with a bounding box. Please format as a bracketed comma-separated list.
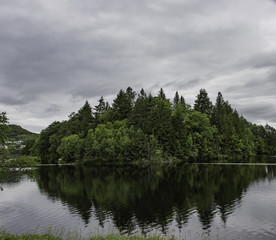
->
[0, 234, 173, 240]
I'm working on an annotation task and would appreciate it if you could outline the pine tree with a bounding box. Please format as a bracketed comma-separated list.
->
[112, 89, 132, 121]
[77, 100, 94, 136]
[158, 88, 166, 100]
[126, 86, 137, 106]
[94, 96, 108, 125]
[180, 96, 186, 105]
[194, 89, 212, 118]
[138, 88, 147, 99]
[173, 91, 180, 110]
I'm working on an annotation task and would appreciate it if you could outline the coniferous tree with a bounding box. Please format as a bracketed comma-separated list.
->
[77, 100, 94, 136]
[138, 88, 147, 99]
[145, 97, 174, 153]
[94, 96, 109, 125]
[33, 87, 276, 164]
[194, 89, 212, 118]
[112, 89, 132, 121]
[173, 91, 180, 110]
[180, 96, 186, 105]
[158, 88, 166, 100]
[126, 87, 137, 106]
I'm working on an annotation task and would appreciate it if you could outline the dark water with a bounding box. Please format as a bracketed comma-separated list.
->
[1, 161, 276, 239]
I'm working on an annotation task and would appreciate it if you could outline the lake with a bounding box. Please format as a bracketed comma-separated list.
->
[1, 161, 276, 239]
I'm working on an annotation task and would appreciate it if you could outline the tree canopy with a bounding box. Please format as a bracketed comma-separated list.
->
[29, 88, 276, 164]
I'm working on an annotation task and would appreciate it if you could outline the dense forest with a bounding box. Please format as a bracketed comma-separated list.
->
[31, 88, 276, 164]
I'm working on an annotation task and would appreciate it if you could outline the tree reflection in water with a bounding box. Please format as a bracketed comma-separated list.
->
[35, 163, 276, 234]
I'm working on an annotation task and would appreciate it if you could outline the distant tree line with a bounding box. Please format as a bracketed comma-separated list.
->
[30, 87, 276, 163]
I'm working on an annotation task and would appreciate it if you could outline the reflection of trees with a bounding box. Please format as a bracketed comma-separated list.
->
[0, 168, 36, 189]
[36, 164, 276, 233]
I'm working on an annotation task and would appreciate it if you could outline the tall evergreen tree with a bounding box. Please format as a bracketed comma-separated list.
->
[158, 88, 166, 100]
[94, 96, 109, 125]
[211, 92, 224, 129]
[112, 89, 132, 121]
[180, 96, 186, 105]
[138, 88, 147, 99]
[126, 86, 137, 106]
[173, 91, 180, 110]
[194, 89, 212, 118]
[77, 100, 94, 136]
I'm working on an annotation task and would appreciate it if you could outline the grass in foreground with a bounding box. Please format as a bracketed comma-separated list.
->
[0, 234, 174, 240]
[0, 234, 61, 240]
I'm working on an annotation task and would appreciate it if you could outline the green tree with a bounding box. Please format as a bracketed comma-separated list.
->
[144, 97, 174, 153]
[85, 120, 131, 161]
[194, 89, 212, 118]
[57, 134, 83, 163]
[0, 112, 10, 145]
[34, 121, 63, 164]
[158, 88, 166, 100]
[184, 110, 216, 160]
[126, 86, 137, 106]
[94, 96, 110, 125]
[180, 96, 186, 105]
[76, 100, 94, 136]
[173, 91, 180, 110]
[112, 89, 132, 121]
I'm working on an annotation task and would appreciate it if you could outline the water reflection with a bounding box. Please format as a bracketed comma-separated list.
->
[35, 163, 276, 234]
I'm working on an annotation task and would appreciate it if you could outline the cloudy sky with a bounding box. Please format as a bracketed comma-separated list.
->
[0, 0, 276, 133]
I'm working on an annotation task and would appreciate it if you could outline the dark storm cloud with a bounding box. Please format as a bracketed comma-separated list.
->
[0, 0, 276, 131]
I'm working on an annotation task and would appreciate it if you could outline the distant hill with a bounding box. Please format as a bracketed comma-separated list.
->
[7, 124, 38, 142]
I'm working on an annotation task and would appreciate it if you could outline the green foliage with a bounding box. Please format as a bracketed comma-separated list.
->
[0, 112, 10, 145]
[32, 87, 276, 164]
[112, 89, 132, 121]
[57, 134, 83, 163]
[84, 120, 162, 162]
[194, 88, 212, 118]
[184, 110, 216, 160]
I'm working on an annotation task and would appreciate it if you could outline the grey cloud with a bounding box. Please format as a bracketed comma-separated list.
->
[236, 52, 276, 70]
[0, 95, 29, 106]
[237, 102, 276, 125]
[164, 78, 201, 90]
[225, 70, 276, 98]
[0, 0, 276, 131]
[46, 104, 61, 114]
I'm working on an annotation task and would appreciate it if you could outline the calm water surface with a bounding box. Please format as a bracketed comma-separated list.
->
[1, 162, 276, 239]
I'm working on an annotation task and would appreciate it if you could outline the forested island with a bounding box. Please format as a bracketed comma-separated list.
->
[20, 87, 274, 164]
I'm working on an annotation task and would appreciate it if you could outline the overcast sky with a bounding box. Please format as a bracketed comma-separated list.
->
[0, 0, 276, 133]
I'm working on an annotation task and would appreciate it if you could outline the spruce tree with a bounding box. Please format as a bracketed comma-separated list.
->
[77, 100, 94, 136]
[173, 91, 180, 110]
[194, 89, 212, 118]
[158, 88, 166, 100]
[112, 89, 132, 121]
